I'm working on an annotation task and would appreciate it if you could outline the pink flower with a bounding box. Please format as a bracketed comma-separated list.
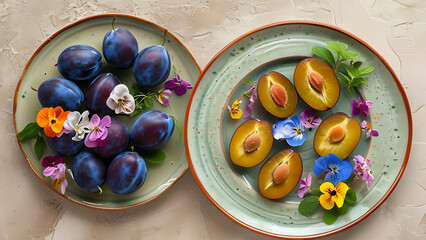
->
[84, 114, 111, 148]
[352, 98, 372, 118]
[242, 85, 257, 119]
[297, 173, 312, 198]
[42, 162, 73, 194]
[300, 109, 321, 128]
[361, 121, 379, 138]
[164, 74, 193, 96]
[353, 155, 374, 188]
[157, 89, 172, 106]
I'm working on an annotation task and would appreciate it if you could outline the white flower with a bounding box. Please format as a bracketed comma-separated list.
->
[106, 84, 135, 114]
[63, 110, 91, 141]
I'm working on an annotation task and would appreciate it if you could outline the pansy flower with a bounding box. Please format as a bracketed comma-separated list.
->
[353, 155, 374, 187]
[106, 84, 135, 114]
[36, 106, 70, 137]
[157, 89, 172, 106]
[272, 115, 306, 147]
[84, 114, 111, 148]
[300, 109, 321, 128]
[164, 74, 193, 96]
[41, 155, 62, 168]
[313, 153, 353, 186]
[61, 110, 90, 141]
[297, 173, 312, 198]
[242, 85, 257, 119]
[228, 99, 243, 119]
[361, 121, 379, 138]
[351, 98, 372, 118]
[319, 182, 349, 210]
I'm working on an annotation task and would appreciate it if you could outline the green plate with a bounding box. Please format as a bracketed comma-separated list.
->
[13, 14, 200, 210]
[185, 21, 412, 238]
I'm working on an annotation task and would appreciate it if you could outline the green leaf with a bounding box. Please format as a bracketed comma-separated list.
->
[298, 196, 320, 217]
[17, 122, 41, 141]
[345, 189, 357, 205]
[34, 135, 45, 159]
[129, 83, 142, 96]
[327, 41, 348, 54]
[338, 77, 349, 87]
[341, 50, 360, 60]
[324, 207, 339, 225]
[353, 61, 362, 69]
[312, 46, 335, 66]
[337, 201, 349, 215]
[339, 72, 351, 82]
[344, 65, 359, 79]
[130, 107, 145, 118]
[170, 114, 182, 139]
[140, 149, 166, 163]
[350, 77, 368, 87]
[347, 86, 357, 96]
[358, 66, 375, 75]
[311, 189, 322, 196]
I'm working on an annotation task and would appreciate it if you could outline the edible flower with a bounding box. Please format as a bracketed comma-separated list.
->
[361, 120, 379, 138]
[228, 99, 243, 119]
[319, 182, 349, 210]
[62, 110, 90, 141]
[297, 173, 312, 198]
[106, 84, 135, 114]
[313, 153, 353, 186]
[42, 155, 73, 194]
[300, 109, 321, 128]
[353, 155, 374, 187]
[351, 98, 372, 118]
[272, 115, 306, 147]
[157, 89, 172, 106]
[84, 114, 111, 148]
[164, 74, 193, 96]
[242, 85, 258, 119]
[36, 106, 70, 137]
[41, 155, 62, 168]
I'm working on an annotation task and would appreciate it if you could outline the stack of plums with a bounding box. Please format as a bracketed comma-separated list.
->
[230, 58, 361, 199]
[37, 21, 175, 195]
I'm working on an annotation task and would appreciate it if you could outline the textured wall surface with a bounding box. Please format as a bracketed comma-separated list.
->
[1, 0, 425, 239]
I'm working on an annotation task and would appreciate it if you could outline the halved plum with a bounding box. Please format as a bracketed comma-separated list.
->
[294, 58, 340, 111]
[229, 119, 273, 168]
[258, 149, 302, 199]
[314, 112, 361, 159]
[257, 71, 298, 118]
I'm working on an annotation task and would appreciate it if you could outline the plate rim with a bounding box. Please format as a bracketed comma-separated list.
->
[13, 13, 201, 211]
[184, 20, 412, 239]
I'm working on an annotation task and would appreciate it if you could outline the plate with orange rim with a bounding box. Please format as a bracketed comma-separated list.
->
[185, 21, 412, 238]
[13, 14, 200, 210]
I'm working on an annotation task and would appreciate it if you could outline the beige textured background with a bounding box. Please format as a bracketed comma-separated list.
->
[1, 0, 425, 239]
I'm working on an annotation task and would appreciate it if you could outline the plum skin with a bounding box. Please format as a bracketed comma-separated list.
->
[85, 73, 121, 117]
[107, 151, 147, 195]
[46, 130, 84, 157]
[71, 151, 106, 193]
[103, 28, 138, 69]
[95, 118, 129, 159]
[130, 110, 174, 150]
[57, 45, 102, 81]
[37, 78, 84, 111]
[133, 45, 171, 87]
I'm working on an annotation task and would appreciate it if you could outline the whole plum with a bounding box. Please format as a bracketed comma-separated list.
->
[46, 131, 84, 157]
[86, 73, 121, 117]
[133, 45, 171, 87]
[103, 27, 138, 69]
[95, 118, 129, 159]
[37, 78, 83, 111]
[71, 151, 106, 193]
[106, 151, 147, 195]
[130, 110, 174, 150]
[57, 45, 102, 81]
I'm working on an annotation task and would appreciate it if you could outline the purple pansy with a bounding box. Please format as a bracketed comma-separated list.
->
[164, 74, 193, 96]
[41, 155, 63, 168]
[297, 173, 312, 198]
[84, 114, 111, 148]
[157, 89, 172, 106]
[273, 115, 306, 147]
[300, 109, 321, 128]
[242, 85, 257, 119]
[352, 98, 372, 118]
[313, 153, 354, 186]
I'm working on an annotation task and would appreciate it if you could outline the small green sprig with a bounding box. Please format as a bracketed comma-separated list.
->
[312, 41, 375, 95]
[16, 122, 46, 159]
[129, 83, 157, 117]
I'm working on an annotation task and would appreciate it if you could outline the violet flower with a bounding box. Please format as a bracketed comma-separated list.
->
[84, 114, 111, 148]
[300, 109, 321, 128]
[242, 85, 257, 119]
[41, 155, 62, 168]
[157, 89, 172, 106]
[313, 153, 353, 186]
[43, 162, 73, 194]
[273, 115, 306, 147]
[62, 110, 91, 141]
[297, 173, 312, 198]
[352, 98, 372, 118]
[361, 121, 379, 138]
[164, 74, 193, 96]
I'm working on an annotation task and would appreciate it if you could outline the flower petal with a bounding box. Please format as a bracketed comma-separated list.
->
[99, 116, 111, 128]
[174, 85, 187, 96]
[164, 79, 178, 90]
[371, 129, 379, 137]
[319, 193, 335, 210]
[313, 156, 328, 176]
[324, 171, 342, 186]
[337, 159, 354, 182]
[44, 126, 57, 137]
[230, 109, 242, 119]
[286, 132, 306, 146]
[111, 84, 130, 98]
[43, 166, 57, 177]
[36, 108, 50, 128]
[106, 97, 118, 111]
[297, 187, 309, 198]
[320, 182, 334, 193]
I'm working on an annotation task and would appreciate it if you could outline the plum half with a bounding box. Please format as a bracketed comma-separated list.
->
[314, 112, 361, 159]
[257, 71, 298, 118]
[229, 119, 273, 168]
[294, 58, 340, 111]
[258, 149, 302, 199]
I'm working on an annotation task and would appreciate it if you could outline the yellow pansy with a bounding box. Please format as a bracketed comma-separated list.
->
[319, 182, 349, 210]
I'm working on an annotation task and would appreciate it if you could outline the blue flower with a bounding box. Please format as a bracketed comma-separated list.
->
[313, 153, 354, 186]
[272, 115, 306, 147]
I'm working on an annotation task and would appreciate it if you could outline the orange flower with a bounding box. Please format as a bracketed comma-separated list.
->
[36, 107, 70, 137]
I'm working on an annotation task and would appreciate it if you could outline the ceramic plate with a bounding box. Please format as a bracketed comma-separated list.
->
[185, 21, 412, 238]
[14, 14, 200, 210]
